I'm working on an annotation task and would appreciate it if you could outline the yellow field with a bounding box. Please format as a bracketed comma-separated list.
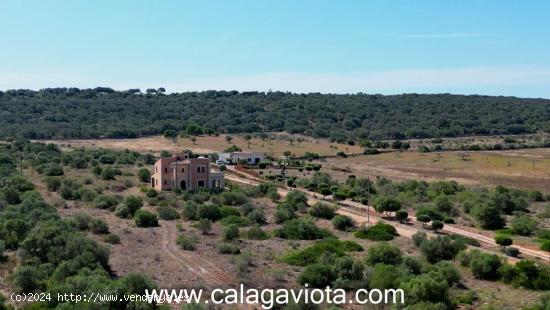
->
[321, 148, 550, 191]
[41, 134, 363, 157]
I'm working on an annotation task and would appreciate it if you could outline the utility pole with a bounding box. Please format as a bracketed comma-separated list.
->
[367, 176, 370, 222]
[174, 161, 178, 198]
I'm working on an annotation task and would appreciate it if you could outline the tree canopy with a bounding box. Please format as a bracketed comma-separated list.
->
[1, 89, 548, 140]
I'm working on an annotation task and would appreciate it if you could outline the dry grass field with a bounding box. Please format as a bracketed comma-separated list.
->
[41, 134, 363, 157]
[40, 134, 549, 191]
[320, 148, 550, 191]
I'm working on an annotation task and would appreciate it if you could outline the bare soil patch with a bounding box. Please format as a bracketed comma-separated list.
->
[40, 134, 363, 157]
[319, 149, 550, 191]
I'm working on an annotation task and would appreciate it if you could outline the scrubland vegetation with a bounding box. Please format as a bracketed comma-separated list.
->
[1, 138, 549, 310]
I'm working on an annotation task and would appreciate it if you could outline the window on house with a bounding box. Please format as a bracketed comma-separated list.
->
[155, 166, 158, 172]
[164, 168, 167, 173]
[198, 180, 205, 188]
[163, 180, 166, 184]
[181, 168, 185, 172]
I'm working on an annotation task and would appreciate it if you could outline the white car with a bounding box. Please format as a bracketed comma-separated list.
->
[216, 160, 228, 165]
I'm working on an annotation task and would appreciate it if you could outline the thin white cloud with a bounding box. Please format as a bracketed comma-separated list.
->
[403, 33, 490, 39]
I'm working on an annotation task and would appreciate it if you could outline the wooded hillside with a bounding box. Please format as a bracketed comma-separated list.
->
[1, 88, 549, 141]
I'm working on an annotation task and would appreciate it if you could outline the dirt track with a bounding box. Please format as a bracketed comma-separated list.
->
[160, 221, 233, 285]
[226, 169, 550, 263]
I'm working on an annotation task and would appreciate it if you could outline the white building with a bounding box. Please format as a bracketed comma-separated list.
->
[218, 151, 265, 165]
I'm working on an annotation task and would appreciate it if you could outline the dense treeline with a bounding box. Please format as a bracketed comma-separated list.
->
[1, 88, 549, 141]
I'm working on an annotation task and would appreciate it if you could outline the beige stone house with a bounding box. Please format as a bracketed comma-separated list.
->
[151, 152, 224, 191]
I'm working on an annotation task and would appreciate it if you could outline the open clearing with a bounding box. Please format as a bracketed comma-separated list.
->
[41, 134, 363, 157]
[319, 148, 550, 191]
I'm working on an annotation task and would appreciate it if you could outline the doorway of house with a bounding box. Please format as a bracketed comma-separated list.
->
[180, 180, 186, 190]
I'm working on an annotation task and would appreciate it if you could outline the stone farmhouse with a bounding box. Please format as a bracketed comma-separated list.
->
[151, 152, 224, 191]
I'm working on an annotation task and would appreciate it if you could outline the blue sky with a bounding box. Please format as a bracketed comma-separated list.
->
[1, 0, 550, 97]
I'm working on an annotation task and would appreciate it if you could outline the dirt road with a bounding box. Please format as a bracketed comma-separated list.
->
[160, 221, 233, 285]
[226, 169, 550, 263]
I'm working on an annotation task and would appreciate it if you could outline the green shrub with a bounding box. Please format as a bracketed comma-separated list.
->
[420, 236, 466, 263]
[99, 154, 116, 164]
[494, 234, 513, 247]
[333, 191, 347, 200]
[374, 196, 402, 213]
[92, 166, 102, 176]
[222, 224, 240, 241]
[114, 205, 130, 218]
[145, 188, 157, 198]
[528, 190, 544, 202]
[416, 205, 443, 221]
[298, 263, 335, 288]
[396, 210, 408, 222]
[134, 209, 159, 227]
[90, 218, 109, 234]
[469, 252, 502, 280]
[536, 228, 550, 240]
[0, 240, 6, 262]
[246, 226, 269, 240]
[434, 195, 453, 213]
[93, 194, 118, 209]
[177, 234, 197, 251]
[364, 242, 402, 265]
[197, 204, 222, 221]
[247, 209, 267, 225]
[137, 168, 151, 183]
[219, 206, 240, 218]
[540, 240, 550, 252]
[273, 218, 332, 240]
[58, 184, 77, 200]
[412, 231, 428, 247]
[354, 222, 397, 241]
[511, 215, 538, 236]
[400, 276, 450, 306]
[196, 219, 212, 235]
[448, 234, 480, 247]
[182, 201, 199, 220]
[70, 213, 92, 231]
[12, 265, 47, 293]
[472, 203, 505, 230]
[103, 233, 121, 244]
[433, 261, 462, 286]
[273, 205, 296, 223]
[45, 164, 64, 176]
[431, 220, 444, 232]
[44, 177, 61, 191]
[100, 167, 116, 180]
[309, 203, 337, 219]
[281, 239, 362, 266]
[220, 191, 249, 206]
[219, 215, 250, 227]
[77, 188, 97, 202]
[124, 195, 143, 216]
[331, 215, 355, 231]
[217, 243, 240, 254]
[156, 205, 180, 220]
